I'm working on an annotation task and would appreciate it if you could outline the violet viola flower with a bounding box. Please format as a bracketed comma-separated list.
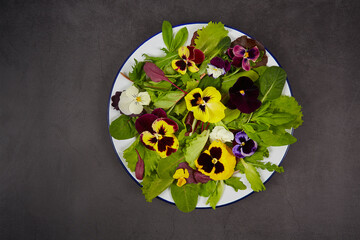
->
[228, 76, 261, 114]
[232, 131, 258, 159]
[206, 57, 231, 78]
[228, 45, 260, 71]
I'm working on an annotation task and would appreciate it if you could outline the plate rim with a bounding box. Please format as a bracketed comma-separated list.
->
[107, 22, 294, 209]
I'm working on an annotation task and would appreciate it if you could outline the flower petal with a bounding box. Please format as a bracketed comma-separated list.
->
[206, 102, 226, 123]
[247, 46, 260, 61]
[234, 131, 249, 144]
[151, 108, 167, 118]
[125, 85, 139, 98]
[185, 88, 203, 111]
[118, 93, 134, 115]
[227, 48, 235, 59]
[137, 91, 151, 105]
[177, 162, 196, 184]
[187, 60, 199, 73]
[140, 131, 157, 151]
[152, 118, 178, 135]
[231, 56, 243, 68]
[192, 48, 205, 64]
[111, 91, 121, 110]
[202, 86, 221, 103]
[233, 45, 246, 57]
[232, 144, 245, 158]
[242, 58, 251, 71]
[128, 101, 143, 115]
[196, 151, 213, 174]
[135, 113, 158, 134]
[157, 135, 178, 158]
[172, 59, 187, 74]
[210, 57, 225, 69]
[178, 46, 190, 59]
[193, 105, 210, 122]
[242, 139, 258, 156]
[224, 60, 231, 73]
[173, 168, 189, 179]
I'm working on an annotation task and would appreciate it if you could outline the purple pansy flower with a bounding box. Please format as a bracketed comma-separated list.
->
[228, 76, 261, 114]
[228, 45, 260, 71]
[232, 131, 258, 158]
[206, 57, 231, 78]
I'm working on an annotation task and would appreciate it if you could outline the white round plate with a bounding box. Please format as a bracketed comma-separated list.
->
[108, 23, 292, 208]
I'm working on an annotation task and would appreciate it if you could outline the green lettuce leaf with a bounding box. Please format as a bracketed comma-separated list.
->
[170, 27, 188, 52]
[194, 22, 229, 56]
[109, 115, 137, 140]
[206, 180, 224, 209]
[171, 183, 199, 213]
[183, 130, 210, 168]
[153, 91, 185, 109]
[224, 177, 247, 192]
[259, 66, 287, 102]
[241, 159, 265, 192]
[142, 175, 174, 202]
[162, 21, 173, 50]
[157, 150, 185, 179]
[269, 96, 303, 129]
[198, 180, 217, 197]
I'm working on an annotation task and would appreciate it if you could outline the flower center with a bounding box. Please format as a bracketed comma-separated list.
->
[196, 98, 204, 105]
[244, 52, 249, 58]
[239, 90, 245, 95]
[154, 133, 163, 140]
[212, 158, 218, 164]
[136, 96, 142, 102]
[241, 142, 245, 146]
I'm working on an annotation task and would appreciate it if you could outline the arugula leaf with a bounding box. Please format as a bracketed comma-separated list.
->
[143, 51, 178, 69]
[109, 115, 137, 140]
[154, 91, 185, 109]
[194, 22, 228, 56]
[183, 130, 210, 168]
[206, 180, 224, 209]
[241, 159, 265, 192]
[224, 177, 247, 192]
[157, 150, 185, 179]
[259, 66, 287, 102]
[142, 175, 174, 202]
[257, 130, 297, 146]
[249, 161, 284, 173]
[128, 59, 146, 85]
[198, 180, 217, 197]
[170, 27, 188, 52]
[162, 21, 173, 50]
[269, 96, 303, 129]
[171, 183, 199, 213]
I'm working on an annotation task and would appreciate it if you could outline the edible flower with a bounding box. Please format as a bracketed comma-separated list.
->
[171, 46, 204, 74]
[173, 168, 189, 187]
[136, 110, 179, 158]
[227, 45, 259, 71]
[232, 131, 258, 158]
[174, 162, 210, 186]
[118, 85, 151, 115]
[227, 76, 261, 114]
[195, 141, 236, 181]
[209, 126, 234, 143]
[184, 87, 226, 123]
[206, 57, 231, 78]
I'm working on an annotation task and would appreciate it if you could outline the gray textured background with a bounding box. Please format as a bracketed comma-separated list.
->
[1, 0, 360, 239]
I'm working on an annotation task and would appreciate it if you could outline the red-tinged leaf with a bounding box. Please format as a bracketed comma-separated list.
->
[135, 149, 144, 180]
[143, 62, 168, 82]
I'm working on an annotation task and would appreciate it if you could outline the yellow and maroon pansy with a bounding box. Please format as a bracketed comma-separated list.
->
[195, 141, 236, 181]
[184, 87, 226, 123]
[171, 46, 204, 75]
[140, 118, 179, 158]
[173, 168, 189, 187]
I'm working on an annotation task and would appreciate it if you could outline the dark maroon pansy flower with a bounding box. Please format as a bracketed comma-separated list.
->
[232, 131, 257, 158]
[111, 91, 121, 110]
[209, 57, 231, 73]
[135, 108, 167, 134]
[228, 76, 262, 114]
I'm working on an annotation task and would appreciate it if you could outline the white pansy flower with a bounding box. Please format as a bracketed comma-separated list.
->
[118, 85, 151, 115]
[209, 126, 234, 143]
[206, 64, 225, 79]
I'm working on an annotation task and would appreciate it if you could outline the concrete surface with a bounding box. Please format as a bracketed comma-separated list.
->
[1, 0, 360, 239]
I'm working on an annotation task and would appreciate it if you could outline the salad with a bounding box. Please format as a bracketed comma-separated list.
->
[109, 21, 303, 212]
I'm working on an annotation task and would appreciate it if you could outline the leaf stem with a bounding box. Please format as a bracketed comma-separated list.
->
[189, 118, 198, 136]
